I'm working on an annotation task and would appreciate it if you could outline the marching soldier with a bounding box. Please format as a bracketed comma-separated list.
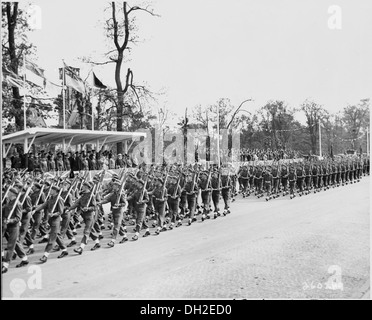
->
[296, 163, 305, 195]
[254, 165, 264, 197]
[304, 162, 312, 193]
[12, 181, 33, 266]
[26, 183, 46, 254]
[153, 176, 168, 234]
[288, 165, 297, 199]
[167, 174, 182, 228]
[32, 185, 65, 263]
[271, 164, 280, 196]
[2, 188, 23, 273]
[65, 181, 100, 254]
[129, 178, 150, 240]
[54, 179, 75, 258]
[99, 179, 128, 247]
[281, 164, 289, 196]
[220, 167, 231, 215]
[198, 170, 212, 222]
[211, 167, 221, 219]
[184, 170, 199, 225]
[237, 165, 249, 197]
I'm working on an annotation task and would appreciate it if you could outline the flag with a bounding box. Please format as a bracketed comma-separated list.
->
[28, 106, 47, 127]
[93, 72, 107, 89]
[63, 62, 85, 94]
[45, 80, 63, 97]
[2, 67, 24, 88]
[25, 59, 45, 88]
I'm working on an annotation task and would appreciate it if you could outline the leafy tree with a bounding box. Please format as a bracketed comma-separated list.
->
[299, 99, 329, 155]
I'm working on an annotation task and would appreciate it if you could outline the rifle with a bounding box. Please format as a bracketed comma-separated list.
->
[160, 169, 169, 200]
[62, 176, 79, 203]
[20, 182, 34, 206]
[95, 169, 106, 195]
[217, 167, 222, 190]
[33, 184, 45, 208]
[84, 183, 98, 211]
[138, 174, 149, 203]
[2, 173, 18, 204]
[19, 168, 28, 178]
[2, 182, 15, 204]
[78, 171, 90, 191]
[6, 192, 23, 222]
[193, 170, 200, 190]
[172, 173, 181, 198]
[49, 188, 64, 218]
[44, 182, 55, 202]
[205, 168, 212, 191]
[114, 171, 128, 206]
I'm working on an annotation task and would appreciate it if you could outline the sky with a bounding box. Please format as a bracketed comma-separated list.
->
[18, 0, 372, 125]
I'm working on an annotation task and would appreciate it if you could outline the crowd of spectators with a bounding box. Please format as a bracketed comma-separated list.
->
[235, 148, 302, 162]
[3, 147, 305, 173]
[3, 149, 139, 173]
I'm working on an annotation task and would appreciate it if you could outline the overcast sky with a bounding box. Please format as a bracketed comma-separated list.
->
[23, 0, 372, 124]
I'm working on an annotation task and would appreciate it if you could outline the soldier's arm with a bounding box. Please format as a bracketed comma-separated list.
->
[68, 197, 81, 211]
[142, 190, 149, 203]
[119, 193, 127, 205]
[66, 194, 73, 208]
[100, 193, 113, 205]
[34, 200, 48, 212]
[23, 196, 32, 213]
[88, 196, 96, 211]
[53, 198, 64, 216]
[8, 203, 22, 224]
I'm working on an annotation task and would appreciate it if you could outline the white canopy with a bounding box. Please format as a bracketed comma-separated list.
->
[1, 128, 146, 156]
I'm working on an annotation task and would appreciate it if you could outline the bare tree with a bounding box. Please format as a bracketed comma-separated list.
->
[90, 2, 159, 154]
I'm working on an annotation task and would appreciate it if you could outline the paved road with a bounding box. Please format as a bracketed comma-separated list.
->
[2, 177, 370, 299]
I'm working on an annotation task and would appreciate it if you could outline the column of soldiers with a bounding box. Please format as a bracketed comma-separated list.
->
[236, 156, 369, 201]
[2, 162, 240, 273]
[2, 156, 370, 273]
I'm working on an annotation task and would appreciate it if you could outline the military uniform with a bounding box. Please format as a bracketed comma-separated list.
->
[271, 165, 280, 195]
[254, 166, 263, 195]
[101, 180, 127, 246]
[263, 167, 273, 197]
[153, 177, 168, 233]
[220, 169, 231, 215]
[67, 182, 99, 254]
[184, 171, 199, 224]
[54, 180, 75, 258]
[34, 185, 65, 263]
[13, 184, 32, 264]
[210, 169, 221, 218]
[167, 175, 182, 228]
[128, 179, 150, 240]
[281, 164, 289, 194]
[2, 188, 23, 273]
[198, 171, 212, 221]
[288, 166, 297, 196]
[238, 165, 249, 196]
[296, 165, 305, 193]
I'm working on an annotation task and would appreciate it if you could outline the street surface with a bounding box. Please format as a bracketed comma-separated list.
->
[2, 176, 370, 299]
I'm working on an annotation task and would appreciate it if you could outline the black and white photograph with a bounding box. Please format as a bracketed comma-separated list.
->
[1, 0, 371, 302]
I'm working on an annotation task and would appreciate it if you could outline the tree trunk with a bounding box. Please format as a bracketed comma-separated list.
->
[6, 3, 23, 131]
[115, 48, 124, 154]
